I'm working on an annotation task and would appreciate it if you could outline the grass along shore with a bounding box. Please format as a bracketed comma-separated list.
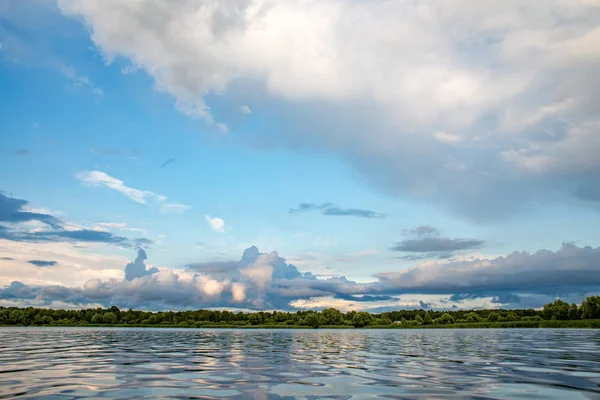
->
[2, 319, 600, 329]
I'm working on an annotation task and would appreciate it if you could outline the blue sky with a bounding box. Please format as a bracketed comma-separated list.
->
[1, 0, 600, 311]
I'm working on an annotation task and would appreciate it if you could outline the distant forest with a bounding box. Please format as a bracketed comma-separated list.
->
[1, 296, 599, 328]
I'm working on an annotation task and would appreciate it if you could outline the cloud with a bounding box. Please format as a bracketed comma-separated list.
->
[56, 0, 600, 221]
[76, 171, 155, 204]
[124, 248, 158, 281]
[62, 65, 104, 99]
[94, 222, 145, 233]
[0, 192, 152, 248]
[13, 149, 28, 156]
[160, 158, 175, 168]
[240, 105, 252, 114]
[205, 215, 225, 233]
[28, 260, 57, 267]
[289, 203, 384, 219]
[0, 191, 62, 228]
[160, 203, 191, 214]
[76, 170, 190, 213]
[2, 242, 600, 310]
[391, 226, 484, 259]
[376, 242, 600, 297]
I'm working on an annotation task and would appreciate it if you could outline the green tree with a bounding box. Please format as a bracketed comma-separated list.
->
[302, 312, 323, 328]
[542, 299, 570, 320]
[352, 312, 373, 328]
[568, 303, 581, 320]
[423, 313, 433, 325]
[322, 308, 343, 325]
[436, 313, 454, 325]
[487, 312, 499, 322]
[102, 312, 117, 324]
[90, 313, 102, 324]
[581, 296, 600, 319]
[415, 314, 423, 324]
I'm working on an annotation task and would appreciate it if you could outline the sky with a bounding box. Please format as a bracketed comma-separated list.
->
[1, 0, 600, 312]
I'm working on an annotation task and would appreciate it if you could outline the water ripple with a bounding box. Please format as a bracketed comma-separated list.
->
[0, 328, 599, 399]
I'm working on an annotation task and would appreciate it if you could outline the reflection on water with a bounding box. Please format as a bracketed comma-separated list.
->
[1, 328, 599, 399]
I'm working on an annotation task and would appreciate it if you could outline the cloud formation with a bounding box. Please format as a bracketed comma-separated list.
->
[391, 226, 484, 260]
[205, 215, 225, 233]
[3, 242, 599, 311]
[28, 260, 57, 267]
[57, 0, 600, 221]
[124, 248, 158, 281]
[289, 203, 384, 219]
[76, 170, 190, 213]
[0, 192, 151, 248]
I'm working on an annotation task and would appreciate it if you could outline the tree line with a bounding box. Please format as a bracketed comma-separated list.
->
[1, 296, 599, 328]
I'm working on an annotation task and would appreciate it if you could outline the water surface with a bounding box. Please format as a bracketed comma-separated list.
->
[1, 327, 599, 399]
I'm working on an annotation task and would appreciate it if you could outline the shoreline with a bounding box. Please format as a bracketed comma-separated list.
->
[2, 319, 600, 329]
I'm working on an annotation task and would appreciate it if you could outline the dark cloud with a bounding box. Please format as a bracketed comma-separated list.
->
[0, 192, 152, 248]
[0, 191, 62, 228]
[392, 237, 484, 253]
[377, 242, 600, 296]
[160, 158, 176, 168]
[492, 293, 522, 305]
[1, 257, 15, 261]
[124, 248, 158, 281]
[13, 149, 29, 156]
[334, 293, 395, 302]
[289, 203, 384, 219]
[28, 260, 57, 267]
[391, 225, 484, 259]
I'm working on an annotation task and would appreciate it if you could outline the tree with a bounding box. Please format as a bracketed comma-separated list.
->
[542, 299, 570, 320]
[352, 312, 373, 328]
[102, 312, 117, 324]
[464, 312, 480, 323]
[302, 312, 323, 328]
[436, 313, 454, 325]
[568, 303, 581, 320]
[487, 312, 499, 322]
[415, 314, 423, 324]
[581, 296, 600, 319]
[90, 313, 102, 324]
[322, 308, 343, 325]
[423, 313, 433, 325]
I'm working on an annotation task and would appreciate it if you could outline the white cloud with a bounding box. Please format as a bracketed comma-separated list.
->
[160, 203, 192, 214]
[62, 65, 104, 99]
[58, 1, 600, 219]
[240, 105, 252, 114]
[434, 132, 463, 145]
[0, 239, 127, 287]
[95, 222, 145, 233]
[76, 170, 154, 204]
[205, 215, 225, 233]
[76, 170, 191, 213]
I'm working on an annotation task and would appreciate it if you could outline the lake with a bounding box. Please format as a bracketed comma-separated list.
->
[0, 328, 599, 399]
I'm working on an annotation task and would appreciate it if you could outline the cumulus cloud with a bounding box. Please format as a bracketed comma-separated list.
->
[240, 105, 252, 114]
[124, 248, 158, 281]
[2, 243, 600, 310]
[57, 0, 600, 221]
[76, 170, 190, 213]
[205, 215, 225, 233]
[289, 203, 384, 219]
[376, 242, 600, 297]
[391, 225, 484, 260]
